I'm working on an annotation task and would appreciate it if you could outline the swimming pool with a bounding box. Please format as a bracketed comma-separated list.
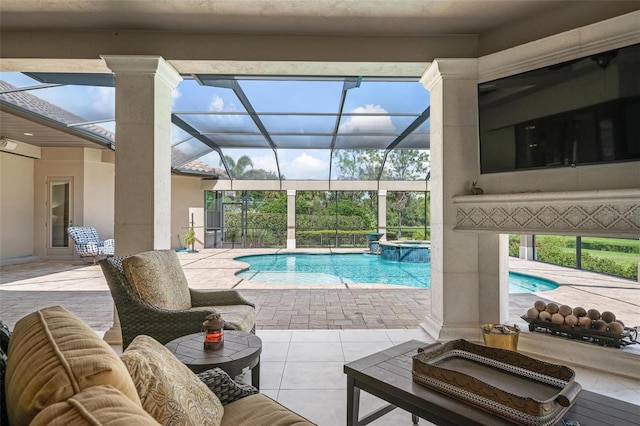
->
[235, 253, 559, 293]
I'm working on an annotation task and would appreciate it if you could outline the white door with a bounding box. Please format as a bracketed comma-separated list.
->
[46, 177, 74, 257]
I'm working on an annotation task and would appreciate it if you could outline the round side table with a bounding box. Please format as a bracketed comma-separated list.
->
[165, 331, 262, 390]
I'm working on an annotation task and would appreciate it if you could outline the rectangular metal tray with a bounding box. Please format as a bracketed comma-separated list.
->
[412, 339, 582, 426]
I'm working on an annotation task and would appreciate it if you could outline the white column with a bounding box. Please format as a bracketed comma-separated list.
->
[478, 233, 510, 325]
[101, 55, 182, 345]
[102, 55, 183, 255]
[287, 189, 296, 249]
[377, 189, 387, 239]
[519, 234, 535, 260]
[419, 59, 506, 342]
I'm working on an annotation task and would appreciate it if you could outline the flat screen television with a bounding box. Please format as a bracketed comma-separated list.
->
[478, 43, 640, 174]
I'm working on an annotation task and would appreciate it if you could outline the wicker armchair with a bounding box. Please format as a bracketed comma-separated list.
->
[99, 251, 256, 349]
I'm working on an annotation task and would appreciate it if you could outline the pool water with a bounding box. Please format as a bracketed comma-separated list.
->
[235, 253, 559, 293]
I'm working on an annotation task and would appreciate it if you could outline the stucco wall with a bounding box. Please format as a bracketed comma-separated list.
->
[171, 175, 205, 249]
[0, 151, 35, 260]
[83, 148, 115, 239]
[34, 148, 82, 259]
[32, 147, 115, 259]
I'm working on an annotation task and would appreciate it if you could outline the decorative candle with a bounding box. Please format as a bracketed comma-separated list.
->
[202, 313, 225, 350]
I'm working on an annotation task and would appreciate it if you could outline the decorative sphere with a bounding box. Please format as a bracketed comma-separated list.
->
[564, 314, 578, 326]
[545, 303, 559, 314]
[534, 300, 547, 312]
[539, 311, 552, 321]
[608, 322, 624, 334]
[527, 307, 540, 319]
[551, 313, 565, 325]
[578, 317, 592, 328]
[601, 311, 616, 323]
[587, 309, 601, 320]
[615, 319, 625, 327]
[558, 305, 572, 316]
[572, 307, 587, 317]
[593, 319, 607, 331]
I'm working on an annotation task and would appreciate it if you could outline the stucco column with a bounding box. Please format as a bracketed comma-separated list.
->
[519, 234, 535, 260]
[377, 189, 387, 239]
[102, 55, 183, 255]
[419, 59, 506, 342]
[287, 189, 296, 249]
[101, 55, 182, 345]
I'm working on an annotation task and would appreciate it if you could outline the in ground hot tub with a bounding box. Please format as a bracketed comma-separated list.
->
[380, 240, 431, 263]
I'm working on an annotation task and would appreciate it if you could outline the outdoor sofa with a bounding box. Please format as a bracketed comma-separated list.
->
[1, 306, 314, 425]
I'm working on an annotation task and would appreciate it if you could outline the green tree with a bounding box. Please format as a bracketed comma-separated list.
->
[327, 199, 374, 229]
[383, 149, 430, 237]
[222, 155, 254, 178]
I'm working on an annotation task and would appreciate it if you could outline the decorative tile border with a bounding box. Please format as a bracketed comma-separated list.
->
[453, 189, 640, 236]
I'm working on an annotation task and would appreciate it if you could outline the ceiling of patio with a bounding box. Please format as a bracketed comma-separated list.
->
[2, 1, 637, 41]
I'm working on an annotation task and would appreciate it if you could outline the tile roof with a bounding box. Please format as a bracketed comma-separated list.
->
[0, 81, 115, 142]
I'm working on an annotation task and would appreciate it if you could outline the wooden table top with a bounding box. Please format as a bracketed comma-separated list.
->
[344, 340, 640, 426]
[166, 331, 262, 373]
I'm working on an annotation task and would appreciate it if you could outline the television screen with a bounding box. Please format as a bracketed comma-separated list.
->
[478, 43, 640, 173]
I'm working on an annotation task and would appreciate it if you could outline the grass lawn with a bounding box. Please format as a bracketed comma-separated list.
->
[558, 248, 639, 269]
[517, 235, 638, 279]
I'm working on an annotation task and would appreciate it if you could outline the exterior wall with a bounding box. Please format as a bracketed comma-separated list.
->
[0, 151, 35, 260]
[32, 147, 117, 260]
[34, 148, 84, 259]
[171, 175, 205, 250]
[83, 148, 115, 239]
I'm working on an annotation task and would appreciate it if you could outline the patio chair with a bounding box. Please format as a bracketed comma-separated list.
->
[67, 226, 115, 264]
[99, 249, 256, 349]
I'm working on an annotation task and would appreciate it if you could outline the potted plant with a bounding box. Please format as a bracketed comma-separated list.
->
[183, 227, 196, 252]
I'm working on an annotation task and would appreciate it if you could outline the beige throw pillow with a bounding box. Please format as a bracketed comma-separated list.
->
[5, 306, 141, 426]
[31, 385, 160, 426]
[122, 250, 192, 310]
[120, 335, 224, 426]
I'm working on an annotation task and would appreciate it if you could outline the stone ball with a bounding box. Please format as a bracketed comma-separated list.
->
[593, 319, 607, 331]
[527, 307, 540, 319]
[534, 300, 547, 312]
[587, 309, 601, 320]
[601, 311, 616, 323]
[578, 316, 592, 328]
[558, 305, 572, 316]
[615, 319, 625, 327]
[539, 311, 552, 321]
[572, 306, 587, 317]
[551, 313, 565, 325]
[564, 314, 578, 326]
[608, 322, 624, 334]
[545, 303, 559, 314]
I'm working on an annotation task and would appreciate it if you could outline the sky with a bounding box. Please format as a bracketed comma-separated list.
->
[0, 73, 430, 180]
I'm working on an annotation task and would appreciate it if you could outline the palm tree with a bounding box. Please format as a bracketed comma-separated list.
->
[222, 155, 254, 178]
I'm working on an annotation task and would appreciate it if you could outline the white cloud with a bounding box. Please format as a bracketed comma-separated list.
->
[88, 87, 115, 117]
[171, 88, 182, 109]
[209, 95, 225, 112]
[248, 153, 277, 172]
[283, 152, 329, 179]
[339, 104, 396, 134]
[208, 95, 243, 126]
